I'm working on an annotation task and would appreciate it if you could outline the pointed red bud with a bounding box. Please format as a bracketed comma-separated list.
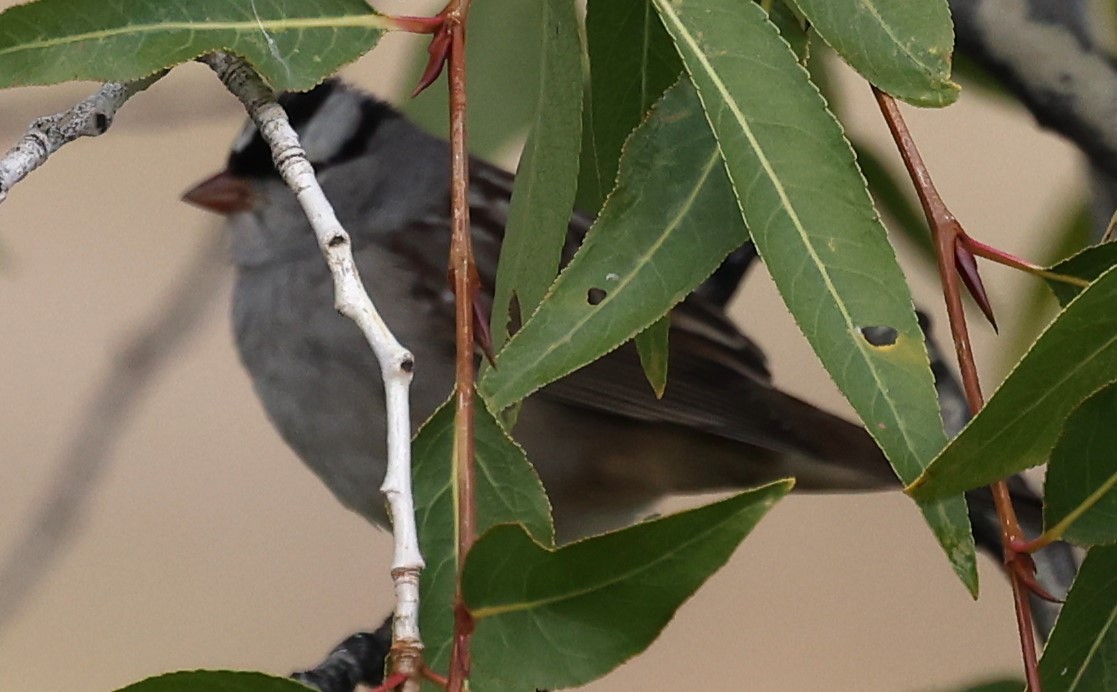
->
[954, 241, 998, 332]
[412, 30, 452, 98]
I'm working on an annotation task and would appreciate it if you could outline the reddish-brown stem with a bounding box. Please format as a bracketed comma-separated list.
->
[962, 235, 1044, 272]
[443, 3, 476, 692]
[387, 14, 445, 34]
[422, 666, 451, 687]
[371, 672, 410, 692]
[872, 87, 1042, 691]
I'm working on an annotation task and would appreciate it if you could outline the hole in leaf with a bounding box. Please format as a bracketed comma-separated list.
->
[507, 292, 523, 338]
[587, 287, 607, 305]
[859, 325, 898, 347]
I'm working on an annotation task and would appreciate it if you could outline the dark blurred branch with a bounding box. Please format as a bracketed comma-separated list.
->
[952, 0, 1117, 237]
[952, 0, 1117, 178]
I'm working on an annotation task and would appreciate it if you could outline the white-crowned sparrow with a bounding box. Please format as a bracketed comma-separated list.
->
[182, 81, 1074, 621]
[183, 79, 912, 540]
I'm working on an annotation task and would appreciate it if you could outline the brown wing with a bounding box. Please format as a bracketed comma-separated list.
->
[538, 293, 899, 489]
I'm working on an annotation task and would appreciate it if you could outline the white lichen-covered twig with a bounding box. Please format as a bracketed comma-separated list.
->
[0, 230, 228, 635]
[198, 51, 424, 680]
[0, 71, 166, 205]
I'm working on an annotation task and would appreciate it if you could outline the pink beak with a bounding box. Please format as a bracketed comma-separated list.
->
[182, 170, 255, 214]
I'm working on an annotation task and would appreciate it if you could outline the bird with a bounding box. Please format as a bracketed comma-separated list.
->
[182, 79, 1074, 612]
[183, 79, 909, 535]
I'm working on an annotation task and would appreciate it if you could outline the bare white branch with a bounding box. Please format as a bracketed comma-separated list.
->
[0, 72, 167, 205]
[199, 52, 424, 679]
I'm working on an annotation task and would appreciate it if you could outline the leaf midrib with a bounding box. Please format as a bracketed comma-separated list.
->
[853, 0, 936, 78]
[470, 490, 780, 618]
[0, 15, 386, 56]
[654, 0, 924, 464]
[487, 147, 723, 406]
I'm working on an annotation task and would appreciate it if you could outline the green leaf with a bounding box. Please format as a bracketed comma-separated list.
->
[0, 0, 386, 91]
[576, 0, 682, 213]
[634, 313, 670, 397]
[481, 78, 748, 410]
[950, 681, 1025, 692]
[403, 1, 543, 159]
[1039, 544, 1117, 691]
[489, 0, 583, 352]
[1045, 241, 1117, 307]
[911, 266, 1117, 500]
[463, 482, 792, 690]
[653, 0, 975, 592]
[768, 0, 810, 63]
[1003, 200, 1092, 370]
[411, 396, 553, 681]
[115, 671, 308, 692]
[1044, 383, 1117, 547]
[853, 142, 933, 260]
[785, 0, 959, 107]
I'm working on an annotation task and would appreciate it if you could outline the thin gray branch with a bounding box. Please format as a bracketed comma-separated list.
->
[0, 71, 167, 205]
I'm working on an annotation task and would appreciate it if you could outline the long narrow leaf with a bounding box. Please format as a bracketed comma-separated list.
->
[489, 0, 583, 351]
[1045, 383, 1117, 547]
[411, 396, 553, 679]
[1039, 544, 1117, 691]
[576, 0, 681, 213]
[653, 0, 974, 591]
[912, 266, 1117, 499]
[464, 482, 792, 690]
[481, 78, 748, 409]
[786, 0, 959, 106]
[0, 0, 386, 90]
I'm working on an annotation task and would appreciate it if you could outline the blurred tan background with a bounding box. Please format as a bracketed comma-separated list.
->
[0, 4, 1085, 690]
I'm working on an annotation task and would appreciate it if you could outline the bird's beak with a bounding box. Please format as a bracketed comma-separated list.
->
[182, 170, 255, 214]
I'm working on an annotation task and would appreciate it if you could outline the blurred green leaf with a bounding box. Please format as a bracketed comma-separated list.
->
[115, 670, 308, 692]
[576, 0, 682, 213]
[912, 266, 1117, 500]
[411, 395, 553, 682]
[948, 681, 1025, 692]
[403, 0, 543, 158]
[489, 0, 583, 352]
[951, 49, 1014, 101]
[1039, 544, 1117, 691]
[768, 1, 810, 63]
[0, 0, 385, 90]
[1045, 241, 1117, 307]
[1002, 200, 1093, 374]
[482, 78, 748, 410]
[634, 313, 670, 397]
[786, 0, 959, 107]
[653, 0, 975, 593]
[853, 142, 933, 260]
[464, 482, 792, 690]
[1044, 383, 1117, 546]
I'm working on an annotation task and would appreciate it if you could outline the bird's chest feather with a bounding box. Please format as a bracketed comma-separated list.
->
[232, 253, 457, 433]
